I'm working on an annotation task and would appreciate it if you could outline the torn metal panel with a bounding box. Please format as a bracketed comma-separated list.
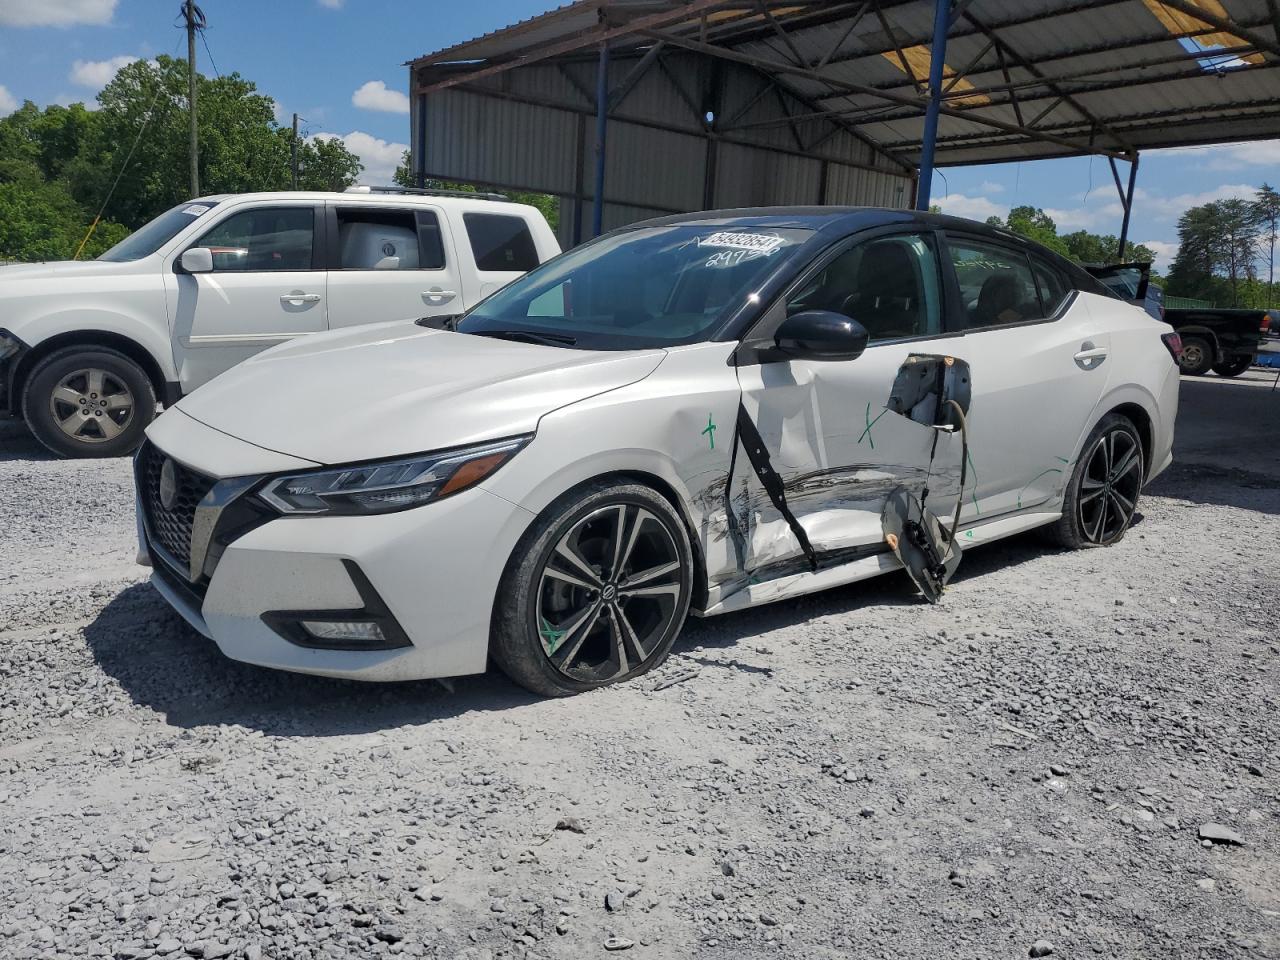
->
[713, 346, 973, 605]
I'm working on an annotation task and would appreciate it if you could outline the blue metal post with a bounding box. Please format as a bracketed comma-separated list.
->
[914, 0, 951, 211]
[592, 42, 610, 238]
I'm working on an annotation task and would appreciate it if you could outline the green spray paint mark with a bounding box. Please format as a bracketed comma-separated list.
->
[966, 449, 981, 515]
[964, 529, 975, 540]
[1016, 466, 1064, 510]
[702, 414, 717, 450]
[1056, 456, 1070, 464]
[857, 403, 888, 448]
[539, 617, 567, 655]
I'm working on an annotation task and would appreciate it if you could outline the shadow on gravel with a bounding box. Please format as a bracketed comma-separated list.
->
[84, 513, 1145, 733]
[1147, 461, 1280, 516]
[85, 583, 541, 736]
[0, 429, 57, 463]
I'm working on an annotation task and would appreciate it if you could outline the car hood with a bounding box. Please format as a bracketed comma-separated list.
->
[0, 260, 137, 281]
[175, 321, 666, 465]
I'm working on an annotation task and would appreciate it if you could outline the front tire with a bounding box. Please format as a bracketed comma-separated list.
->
[491, 480, 694, 697]
[22, 347, 156, 458]
[1211, 355, 1253, 377]
[1043, 414, 1144, 549]
[1177, 336, 1213, 376]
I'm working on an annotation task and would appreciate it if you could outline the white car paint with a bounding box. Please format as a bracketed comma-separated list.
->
[0, 189, 559, 412]
[134, 211, 1179, 687]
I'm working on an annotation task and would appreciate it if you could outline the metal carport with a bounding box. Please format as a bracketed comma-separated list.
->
[406, 0, 1280, 250]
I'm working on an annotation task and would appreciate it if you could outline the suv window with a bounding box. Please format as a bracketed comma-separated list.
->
[196, 207, 315, 272]
[787, 233, 943, 342]
[946, 237, 1043, 328]
[464, 213, 539, 272]
[335, 207, 445, 270]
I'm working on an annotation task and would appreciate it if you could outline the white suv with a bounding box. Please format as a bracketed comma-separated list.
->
[0, 187, 560, 457]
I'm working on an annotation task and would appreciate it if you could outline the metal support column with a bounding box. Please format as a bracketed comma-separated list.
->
[592, 42, 610, 238]
[414, 92, 428, 189]
[1116, 153, 1139, 261]
[915, 0, 951, 211]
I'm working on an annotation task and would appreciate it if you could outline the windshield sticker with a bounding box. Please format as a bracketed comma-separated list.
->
[698, 231, 787, 255]
[698, 231, 788, 269]
[181, 204, 213, 217]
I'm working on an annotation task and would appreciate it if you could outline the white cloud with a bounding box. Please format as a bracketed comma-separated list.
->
[933, 193, 1004, 221]
[1137, 183, 1259, 219]
[1138, 239, 1179, 273]
[317, 0, 343, 6]
[352, 80, 409, 115]
[0, 0, 116, 27]
[312, 131, 408, 184]
[1150, 139, 1280, 173]
[0, 85, 17, 114]
[69, 55, 138, 90]
[978, 180, 1005, 194]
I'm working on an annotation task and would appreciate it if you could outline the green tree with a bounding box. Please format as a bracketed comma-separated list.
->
[298, 135, 363, 192]
[1255, 183, 1279, 306]
[0, 181, 127, 261]
[1003, 205, 1069, 256]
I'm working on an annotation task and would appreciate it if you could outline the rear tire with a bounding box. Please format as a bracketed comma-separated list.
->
[22, 347, 156, 458]
[491, 480, 693, 697]
[1043, 414, 1144, 550]
[1211, 355, 1253, 377]
[1177, 336, 1213, 376]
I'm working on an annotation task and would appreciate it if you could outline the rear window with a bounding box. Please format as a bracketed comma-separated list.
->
[464, 213, 539, 272]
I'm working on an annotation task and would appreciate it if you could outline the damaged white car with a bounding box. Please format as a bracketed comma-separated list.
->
[135, 209, 1181, 696]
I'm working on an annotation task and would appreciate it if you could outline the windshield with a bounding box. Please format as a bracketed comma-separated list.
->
[457, 224, 813, 349]
[97, 201, 220, 262]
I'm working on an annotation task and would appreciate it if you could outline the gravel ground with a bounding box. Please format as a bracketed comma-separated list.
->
[1, 373, 1277, 960]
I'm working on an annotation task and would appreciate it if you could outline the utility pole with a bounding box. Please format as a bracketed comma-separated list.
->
[291, 113, 300, 189]
[184, 0, 200, 198]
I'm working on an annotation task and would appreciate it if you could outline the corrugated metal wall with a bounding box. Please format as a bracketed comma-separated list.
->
[412, 51, 913, 247]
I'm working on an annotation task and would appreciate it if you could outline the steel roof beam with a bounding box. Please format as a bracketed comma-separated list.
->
[413, 0, 741, 96]
[641, 26, 1129, 158]
[1156, 0, 1280, 58]
[816, 19, 1275, 101]
[959, 9, 1132, 151]
[790, 57, 1280, 133]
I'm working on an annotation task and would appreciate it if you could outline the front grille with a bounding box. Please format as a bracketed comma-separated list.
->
[137, 441, 217, 577]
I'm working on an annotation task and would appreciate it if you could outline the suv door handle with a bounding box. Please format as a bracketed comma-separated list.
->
[1074, 342, 1107, 370]
[281, 292, 322, 304]
[422, 288, 457, 305]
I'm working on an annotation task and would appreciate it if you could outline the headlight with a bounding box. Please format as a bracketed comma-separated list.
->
[258, 436, 531, 516]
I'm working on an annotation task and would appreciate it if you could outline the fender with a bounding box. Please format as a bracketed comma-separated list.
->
[8, 308, 177, 382]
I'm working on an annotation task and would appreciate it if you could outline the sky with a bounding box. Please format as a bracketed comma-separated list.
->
[1, 0, 1277, 271]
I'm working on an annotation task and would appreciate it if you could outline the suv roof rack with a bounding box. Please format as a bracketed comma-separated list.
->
[344, 184, 508, 201]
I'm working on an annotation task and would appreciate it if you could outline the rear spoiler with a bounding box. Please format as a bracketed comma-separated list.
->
[1083, 262, 1151, 301]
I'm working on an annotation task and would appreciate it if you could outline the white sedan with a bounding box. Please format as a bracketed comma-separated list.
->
[135, 209, 1181, 696]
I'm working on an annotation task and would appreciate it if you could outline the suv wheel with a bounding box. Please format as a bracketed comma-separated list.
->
[22, 347, 156, 458]
[1211, 356, 1253, 377]
[491, 480, 694, 697]
[1043, 414, 1144, 549]
[1177, 336, 1213, 376]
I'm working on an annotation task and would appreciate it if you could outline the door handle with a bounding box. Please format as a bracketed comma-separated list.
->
[281, 292, 322, 304]
[422, 288, 457, 305]
[1074, 342, 1107, 370]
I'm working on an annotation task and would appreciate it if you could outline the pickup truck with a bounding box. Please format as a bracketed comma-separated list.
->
[1162, 305, 1272, 377]
[0, 187, 560, 457]
[1085, 262, 1271, 376]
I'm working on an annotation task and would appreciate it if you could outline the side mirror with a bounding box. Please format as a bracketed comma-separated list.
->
[774, 310, 869, 362]
[179, 247, 214, 274]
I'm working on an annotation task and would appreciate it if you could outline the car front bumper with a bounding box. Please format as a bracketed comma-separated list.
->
[136, 420, 536, 682]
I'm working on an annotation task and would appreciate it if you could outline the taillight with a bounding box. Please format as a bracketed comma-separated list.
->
[1262, 314, 1271, 334]
[1161, 332, 1183, 363]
